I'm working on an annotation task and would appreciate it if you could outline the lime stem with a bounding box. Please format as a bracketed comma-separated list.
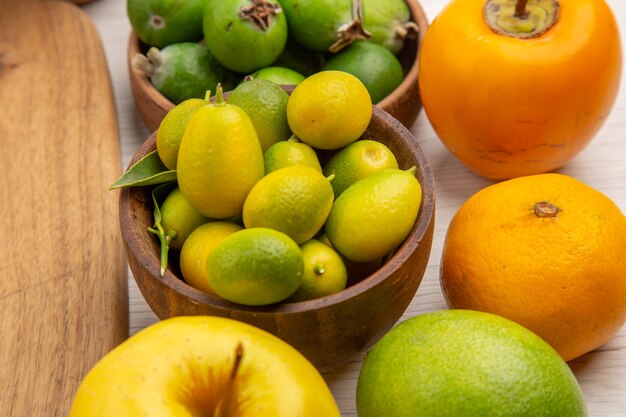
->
[314, 264, 326, 275]
[515, 0, 528, 18]
[406, 166, 417, 175]
[214, 84, 226, 106]
[326, 173, 336, 182]
[204, 90, 212, 101]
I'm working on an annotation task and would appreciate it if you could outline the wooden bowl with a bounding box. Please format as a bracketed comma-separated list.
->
[127, 0, 429, 132]
[119, 106, 435, 372]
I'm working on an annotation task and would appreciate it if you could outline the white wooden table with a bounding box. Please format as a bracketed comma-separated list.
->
[84, 0, 626, 415]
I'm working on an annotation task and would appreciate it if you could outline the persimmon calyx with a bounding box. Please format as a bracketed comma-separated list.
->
[484, 0, 559, 39]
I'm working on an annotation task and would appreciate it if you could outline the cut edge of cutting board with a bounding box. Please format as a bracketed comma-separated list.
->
[0, 1, 129, 416]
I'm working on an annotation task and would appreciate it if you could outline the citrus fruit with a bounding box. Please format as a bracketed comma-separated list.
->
[287, 71, 372, 150]
[127, 0, 205, 48]
[226, 79, 291, 152]
[249, 66, 306, 85]
[203, 0, 287, 73]
[440, 173, 626, 361]
[323, 139, 398, 197]
[243, 165, 334, 244]
[322, 41, 404, 103]
[156, 97, 207, 170]
[132, 43, 235, 105]
[325, 168, 422, 262]
[362, 0, 416, 54]
[289, 239, 348, 302]
[179, 221, 243, 295]
[177, 87, 264, 219]
[206, 228, 304, 305]
[264, 136, 322, 174]
[356, 309, 587, 417]
[159, 187, 209, 251]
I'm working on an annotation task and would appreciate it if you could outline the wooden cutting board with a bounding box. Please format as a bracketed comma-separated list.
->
[0, 1, 128, 416]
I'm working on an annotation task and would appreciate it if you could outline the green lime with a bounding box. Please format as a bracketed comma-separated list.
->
[322, 41, 404, 103]
[325, 168, 421, 262]
[264, 136, 322, 174]
[127, 0, 205, 48]
[323, 139, 398, 197]
[159, 187, 209, 251]
[179, 221, 243, 295]
[203, 0, 287, 73]
[177, 87, 265, 219]
[289, 239, 347, 302]
[132, 43, 235, 105]
[207, 228, 304, 305]
[243, 165, 334, 244]
[156, 97, 207, 170]
[226, 79, 291, 152]
[357, 309, 587, 417]
[249, 66, 306, 85]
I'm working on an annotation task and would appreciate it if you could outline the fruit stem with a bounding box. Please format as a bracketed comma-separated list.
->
[406, 166, 417, 175]
[515, 0, 529, 17]
[534, 201, 559, 218]
[287, 135, 300, 143]
[204, 90, 212, 101]
[395, 21, 420, 40]
[314, 264, 326, 275]
[326, 174, 336, 182]
[131, 53, 155, 77]
[214, 84, 226, 107]
[330, 0, 371, 53]
[213, 344, 244, 417]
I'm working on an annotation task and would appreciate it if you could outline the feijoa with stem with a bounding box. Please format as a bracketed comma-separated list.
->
[280, 0, 371, 53]
[362, 0, 419, 54]
[132, 43, 236, 105]
[127, 0, 205, 48]
[203, 0, 288, 73]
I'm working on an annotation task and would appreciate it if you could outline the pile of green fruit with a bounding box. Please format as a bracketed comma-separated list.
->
[112, 72, 422, 306]
[127, 0, 417, 105]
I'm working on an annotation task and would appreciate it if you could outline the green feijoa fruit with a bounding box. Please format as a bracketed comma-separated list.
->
[280, 0, 370, 53]
[132, 43, 236, 104]
[272, 40, 326, 76]
[127, 0, 205, 48]
[322, 41, 404, 103]
[203, 0, 288, 73]
[362, 0, 418, 54]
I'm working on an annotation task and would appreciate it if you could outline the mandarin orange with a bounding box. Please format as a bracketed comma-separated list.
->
[440, 173, 626, 361]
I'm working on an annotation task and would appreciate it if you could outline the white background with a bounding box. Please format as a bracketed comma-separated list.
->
[83, 0, 626, 415]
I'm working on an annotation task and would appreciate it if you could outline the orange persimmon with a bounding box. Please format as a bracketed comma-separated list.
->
[418, 0, 622, 180]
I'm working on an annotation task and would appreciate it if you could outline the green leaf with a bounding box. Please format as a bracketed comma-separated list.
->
[147, 183, 177, 276]
[109, 150, 177, 189]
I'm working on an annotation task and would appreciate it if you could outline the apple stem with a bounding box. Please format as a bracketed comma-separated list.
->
[515, 0, 528, 18]
[230, 343, 244, 381]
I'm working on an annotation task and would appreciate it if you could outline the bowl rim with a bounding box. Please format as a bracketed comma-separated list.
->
[126, 0, 429, 114]
[119, 106, 435, 315]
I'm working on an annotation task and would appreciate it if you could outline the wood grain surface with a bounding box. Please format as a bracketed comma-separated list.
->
[85, 0, 626, 415]
[0, 1, 128, 416]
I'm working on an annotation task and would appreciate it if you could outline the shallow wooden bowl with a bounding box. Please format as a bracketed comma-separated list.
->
[127, 0, 429, 132]
[119, 106, 435, 371]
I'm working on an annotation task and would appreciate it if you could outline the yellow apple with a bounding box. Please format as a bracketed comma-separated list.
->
[69, 316, 340, 417]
